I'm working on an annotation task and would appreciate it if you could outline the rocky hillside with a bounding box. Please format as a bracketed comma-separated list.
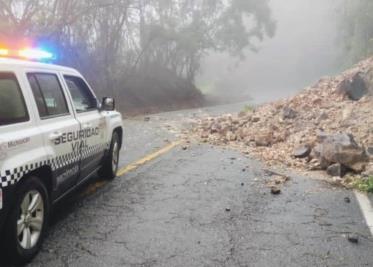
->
[191, 57, 373, 186]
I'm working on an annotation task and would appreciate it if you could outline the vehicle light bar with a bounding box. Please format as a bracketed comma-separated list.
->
[18, 48, 54, 60]
[0, 48, 9, 56]
[0, 47, 54, 61]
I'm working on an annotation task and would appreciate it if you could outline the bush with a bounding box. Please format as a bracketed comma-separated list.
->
[354, 176, 373, 193]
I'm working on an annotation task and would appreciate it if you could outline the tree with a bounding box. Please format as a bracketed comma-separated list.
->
[338, 0, 373, 65]
[0, 0, 276, 111]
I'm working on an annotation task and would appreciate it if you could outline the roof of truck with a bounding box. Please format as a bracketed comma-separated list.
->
[0, 58, 78, 73]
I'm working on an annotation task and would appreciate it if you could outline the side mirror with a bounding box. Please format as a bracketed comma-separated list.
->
[101, 97, 115, 111]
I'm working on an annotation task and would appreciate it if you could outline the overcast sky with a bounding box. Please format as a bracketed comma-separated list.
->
[198, 0, 341, 104]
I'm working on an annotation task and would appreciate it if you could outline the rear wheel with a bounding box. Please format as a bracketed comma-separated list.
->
[3, 176, 49, 265]
[100, 132, 120, 180]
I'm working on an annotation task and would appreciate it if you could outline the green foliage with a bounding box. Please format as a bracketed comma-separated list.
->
[338, 0, 373, 65]
[354, 176, 373, 193]
[242, 104, 254, 113]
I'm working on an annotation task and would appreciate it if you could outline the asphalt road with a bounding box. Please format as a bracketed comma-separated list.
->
[5, 103, 373, 267]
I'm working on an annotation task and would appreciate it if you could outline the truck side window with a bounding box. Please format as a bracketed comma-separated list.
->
[64, 76, 98, 112]
[0, 72, 29, 126]
[28, 73, 69, 118]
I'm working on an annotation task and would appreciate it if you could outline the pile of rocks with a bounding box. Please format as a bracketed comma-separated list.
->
[191, 57, 373, 184]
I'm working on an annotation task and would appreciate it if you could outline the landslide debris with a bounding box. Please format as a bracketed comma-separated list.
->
[190, 57, 373, 187]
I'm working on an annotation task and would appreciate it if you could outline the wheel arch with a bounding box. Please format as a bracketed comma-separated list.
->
[27, 166, 54, 203]
[113, 127, 123, 148]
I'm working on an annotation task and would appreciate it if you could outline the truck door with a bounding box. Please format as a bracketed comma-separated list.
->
[62, 75, 106, 183]
[27, 73, 81, 198]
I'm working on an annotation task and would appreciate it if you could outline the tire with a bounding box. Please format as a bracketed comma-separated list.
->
[100, 131, 120, 180]
[2, 176, 49, 265]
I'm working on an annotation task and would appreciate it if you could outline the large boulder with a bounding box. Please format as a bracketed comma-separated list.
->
[316, 133, 368, 173]
[337, 72, 368, 101]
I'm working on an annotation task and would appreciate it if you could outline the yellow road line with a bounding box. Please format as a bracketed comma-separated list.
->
[116, 140, 182, 177]
[83, 141, 181, 196]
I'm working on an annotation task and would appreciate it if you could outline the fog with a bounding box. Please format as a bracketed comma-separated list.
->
[1, 0, 362, 113]
[198, 0, 341, 104]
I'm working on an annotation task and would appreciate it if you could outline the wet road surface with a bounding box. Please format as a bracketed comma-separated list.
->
[3, 103, 373, 266]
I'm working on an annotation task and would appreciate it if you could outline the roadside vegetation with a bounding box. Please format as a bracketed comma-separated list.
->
[354, 176, 373, 193]
[338, 0, 373, 66]
[242, 104, 255, 113]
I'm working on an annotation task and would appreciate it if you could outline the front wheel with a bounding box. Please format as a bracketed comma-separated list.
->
[100, 132, 120, 180]
[2, 176, 49, 265]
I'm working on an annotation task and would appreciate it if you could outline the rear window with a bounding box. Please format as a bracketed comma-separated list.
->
[27, 73, 69, 118]
[0, 73, 29, 126]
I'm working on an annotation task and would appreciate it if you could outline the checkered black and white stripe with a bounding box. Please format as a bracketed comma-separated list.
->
[52, 151, 80, 171]
[0, 143, 108, 188]
[0, 160, 50, 188]
[81, 144, 108, 161]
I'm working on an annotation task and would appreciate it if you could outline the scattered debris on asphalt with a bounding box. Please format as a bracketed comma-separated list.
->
[270, 186, 281, 195]
[347, 234, 359, 244]
[190, 57, 373, 188]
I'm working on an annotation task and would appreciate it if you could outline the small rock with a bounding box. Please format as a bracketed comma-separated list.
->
[225, 208, 231, 212]
[226, 131, 237, 141]
[317, 111, 329, 122]
[241, 182, 245, 186]
[293, 145, 311, 159]
[327, 163, 348, 178]
[271, 186, 281, 195]
[201, 132, 209, 139]
[362, 163, 373, 177]
[367, 147, 373, 158]
[255, 131, 273, 147]
[344, 197, 351, 203]
[282, 107, 297, 120]
[342, 106, 354, 121]
[347, 234, 359, 244]
[182, 146, 188, 150]
[242, 168, 246, 172]
[210, 123, 221, 134]
[252, 116, 261, 123]
[332, 177, 343, 186]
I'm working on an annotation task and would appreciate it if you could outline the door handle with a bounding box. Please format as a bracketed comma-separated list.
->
[49, 132, 62, 141]
[82, 123, 93, 129]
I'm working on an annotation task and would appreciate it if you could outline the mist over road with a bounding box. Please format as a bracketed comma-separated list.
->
[198, 0, 340, 104]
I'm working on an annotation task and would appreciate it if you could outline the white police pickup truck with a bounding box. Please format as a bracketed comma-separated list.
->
[0, 56, 123, 264]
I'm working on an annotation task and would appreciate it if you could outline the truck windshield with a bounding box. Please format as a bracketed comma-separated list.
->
[0, 73, 29, 126]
